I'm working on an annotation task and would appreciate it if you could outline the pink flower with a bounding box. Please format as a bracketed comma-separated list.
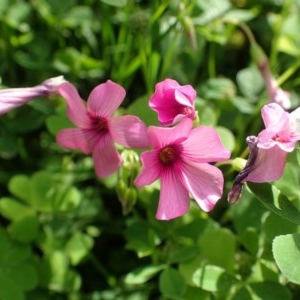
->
[134, 118, 230, 220]
[228, 103, 300, 203]
[259, 60, 291, 109]
[0, 76, 66, 115]
[56, 80, 149, 178]
[268, 78, 291, 110]
[245, 103, 300, 182]
[149, 78, 197, 126]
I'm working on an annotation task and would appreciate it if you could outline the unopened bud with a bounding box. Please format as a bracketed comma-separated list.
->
[0, 75, 66, 115]
[121, 187, 137, 216]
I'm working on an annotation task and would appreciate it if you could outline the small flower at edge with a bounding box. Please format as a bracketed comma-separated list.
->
[0, 76, 66, 115]
[56, 80, 150, 178]
[149, 78, 197, 126]
[228, 103, 300, 203]
[134, 118, 230, 220]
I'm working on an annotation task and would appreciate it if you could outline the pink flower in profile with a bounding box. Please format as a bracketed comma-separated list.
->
[246, 103, 300, 181]
[56, 80, 149, 178]
[258, 57, 291, 109]
[228, 103, 300, 203]
[267, 78, 291, 110]
[149, 78, 197, 126]
[0, 76, 66, 115]
[134, 118, 230, 220]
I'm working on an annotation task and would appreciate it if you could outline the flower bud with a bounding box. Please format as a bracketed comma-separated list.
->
[0, 75, 66, 115]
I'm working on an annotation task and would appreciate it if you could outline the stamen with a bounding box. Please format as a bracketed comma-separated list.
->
[94, 117, 108, 132]
[159, 146, 176, 165]
[181, 106, 194, 117]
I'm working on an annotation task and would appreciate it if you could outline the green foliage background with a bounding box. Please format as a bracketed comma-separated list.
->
[1, 0, 300, 299]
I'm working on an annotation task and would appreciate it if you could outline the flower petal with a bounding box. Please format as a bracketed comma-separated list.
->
[134, 150, 161, 186]
[182, 126, 231, 163]
[110, 115, 150, 148]
[261, 103, 289, 130]
[0, 85, 48, 115]
[181, 162, 224, 212]
[56, 128, 95, 154]
[290, 107, 300, 137]
[243, 146, 287, 183]
[149, 79, 196, 126]
[87, 80, 126, 117]
[57, 82, 90, 128]
[175, 85, 196, 106]
[92, 134, 122, 178]
[156, 169, 190, 220]
[148, 118, 193, 149]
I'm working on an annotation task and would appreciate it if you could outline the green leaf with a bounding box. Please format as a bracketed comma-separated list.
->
[125, 220, 159, 257]
[126, 95, 158, 126]
[230, 189, 265, 254]
[0, 197, 33, 221]
[0, 227, 38, 298]
[198, 228, 236, 272]
[236, 65, 264, 100]
[216, 126, 235, 152]
[199, 78, 236, 101]
[249, 282, 292, 300]
[0, 275, 24, 300]
[183, 286, 211, 300]
[100, 0, 127, 7]
[159, 268, 186, 299]
[275, 161, 300, 200]
[62, 6, 93, 27]
[168, 245, 199, 264]
[247, 183, 300, 225]
[199, 228, 236, 271]
[31, 171, 55, 211]
[196, 102, 218, 126]
[8, 175, 32, 202]
[262, 213, 300, 248]
[9, 215, 39, 243]
[8, 171, 57, 212]
[192, 265, 239, 292]
[223, 8, 256, 22]
[273, 233, 300, 284]
[0, 133, 18, 159]
[46, 114, 73, 136]
[125, 265, 165, 285]
[10, 261, 39, 291]
[66, 232, 94, 265]
[40, 252, 81, 292]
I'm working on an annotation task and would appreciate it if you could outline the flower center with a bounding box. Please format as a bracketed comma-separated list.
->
[181, 106, 194, 117]
[94, 116, 108, 132]
[272, 133, 288, 143]
[159, 146, 176, 165]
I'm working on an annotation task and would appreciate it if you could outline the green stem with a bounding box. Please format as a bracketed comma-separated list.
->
[208, 43, 216, 78]
[276, 58, 300, 86]
[269, 0, 293, 69]
[88, 252, 117, 288]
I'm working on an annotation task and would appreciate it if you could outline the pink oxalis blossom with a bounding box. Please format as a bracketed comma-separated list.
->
[56, 80, 149, 178]
[267, 78, 291, 110]
[149, 78, 197, 126]
[134, 118, 230, 220]
[245, 103, 300, 182]
[228, 103, 300, 203]
[0, 76, 66, 115]
[258, 56, 291, 109]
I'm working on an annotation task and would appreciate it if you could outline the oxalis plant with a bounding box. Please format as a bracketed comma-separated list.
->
[1, 0, 300, 299]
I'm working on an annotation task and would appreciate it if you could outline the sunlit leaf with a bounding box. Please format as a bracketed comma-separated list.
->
[273, 233, 300, 284]
[192, 265, 239, 292]
[159, 268, 186, 299]
[247, 183, 300, 225]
